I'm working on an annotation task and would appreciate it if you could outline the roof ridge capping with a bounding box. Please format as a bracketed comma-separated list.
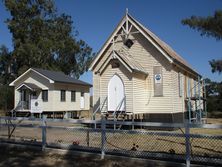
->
[115, 49, 148, 75]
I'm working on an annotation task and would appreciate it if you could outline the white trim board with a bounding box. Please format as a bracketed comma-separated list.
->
[9, 68, 54, 86]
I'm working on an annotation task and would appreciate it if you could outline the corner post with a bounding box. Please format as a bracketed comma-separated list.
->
[187, 79, 191, 123]
[198, 76, 201, 122]
[42, 115, 47, 151]
[101, 115, 106, 159]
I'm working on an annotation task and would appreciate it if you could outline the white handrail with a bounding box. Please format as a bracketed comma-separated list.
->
[92, 97, 107, 120]
[112, 96, 125, 117]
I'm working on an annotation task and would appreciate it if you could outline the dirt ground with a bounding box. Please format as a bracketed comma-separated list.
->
[206, 118, 222, 124]
[0, 144, 207, 167]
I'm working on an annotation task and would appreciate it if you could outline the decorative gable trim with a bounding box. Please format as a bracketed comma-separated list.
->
[89, 13, 200, 77]
[9, 68, 54, 86]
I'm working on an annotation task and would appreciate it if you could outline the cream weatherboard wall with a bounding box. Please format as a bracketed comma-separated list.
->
[53, 83, 90, 111]
[130, 32, 175, 114]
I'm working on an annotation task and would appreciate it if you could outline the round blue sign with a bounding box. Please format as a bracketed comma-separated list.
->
[155, 74, 161, 80]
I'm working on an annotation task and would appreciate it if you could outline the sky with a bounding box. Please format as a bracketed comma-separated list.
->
[0, 0, 222, 84]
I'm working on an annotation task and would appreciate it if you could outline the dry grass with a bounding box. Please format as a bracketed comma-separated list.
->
[0, 118, 221, 158]
[206, 118, 222, 124]
[0, 110, 6, 117]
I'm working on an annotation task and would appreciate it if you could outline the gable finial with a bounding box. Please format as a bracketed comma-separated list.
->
[126, 8, 128, 16]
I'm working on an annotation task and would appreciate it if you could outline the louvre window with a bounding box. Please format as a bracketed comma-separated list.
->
[71, 91, 76, 102]
[187, 78, 191, 98]
[61, 90, 66, 102]
[178, 73, 183, 97]
[124, 39, 134, 48]
[42, 90, 48, 102]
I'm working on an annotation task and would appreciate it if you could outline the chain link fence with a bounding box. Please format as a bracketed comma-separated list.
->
[0, 116, 221, 166]
[0, 118, 42, 145]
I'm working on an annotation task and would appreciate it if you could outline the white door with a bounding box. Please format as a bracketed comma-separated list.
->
[108, 74, 125, 111]
[80, 92, 84, 109]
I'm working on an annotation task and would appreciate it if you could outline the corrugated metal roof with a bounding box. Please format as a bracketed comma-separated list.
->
[128, 14, 199, 76]
[32, 68, 92, 87]
[114, 49, 147, 75]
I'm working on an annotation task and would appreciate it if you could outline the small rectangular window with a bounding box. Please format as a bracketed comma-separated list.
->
[61, 90, 66, 102]
[178, 73, 183, 97]
[194, 80, 197, 97]
[42, 90, 48, 102]
[71, 91, 76, 102]
[81, 92, 84, 97]
[187, 78, 191, 98]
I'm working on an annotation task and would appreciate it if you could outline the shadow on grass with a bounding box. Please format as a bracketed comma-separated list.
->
[0, 144, 191, 167]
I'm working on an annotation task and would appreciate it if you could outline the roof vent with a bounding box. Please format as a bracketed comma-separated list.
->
[124, 39, 134, 48]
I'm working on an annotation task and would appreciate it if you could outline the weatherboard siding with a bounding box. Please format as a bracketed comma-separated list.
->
[53, 83, 90, 111]
[93, 73, 100, 111]
[132, 74, 147, 114]
[129, 33, 174, 114]
[171, 67, 184, 114]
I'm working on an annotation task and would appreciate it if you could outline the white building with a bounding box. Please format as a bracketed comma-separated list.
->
[9, 68, 91, 118]
[90, 12, 205, 123]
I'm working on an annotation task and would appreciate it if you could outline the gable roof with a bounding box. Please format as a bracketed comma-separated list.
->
[9, 68, 92, 87]
[127, 14, 199, 76]
[89, 13, 200, 77]
[98, 50, 147, 75]
[115, 50, 147, 75]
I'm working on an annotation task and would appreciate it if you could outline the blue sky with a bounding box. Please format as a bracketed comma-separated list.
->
[0, 0, 221, 83]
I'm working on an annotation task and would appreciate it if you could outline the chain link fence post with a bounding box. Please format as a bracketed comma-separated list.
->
[185, 121, 191, 167]
[42, 115, 47, 151]
[101, 115, 106, 159]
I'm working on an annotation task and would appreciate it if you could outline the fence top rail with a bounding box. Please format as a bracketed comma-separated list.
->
[0, 116, 100, 124]
[0, 116, 222, 129]
[105, 120, 222, 129]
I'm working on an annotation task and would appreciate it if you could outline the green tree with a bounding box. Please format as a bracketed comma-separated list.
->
[4, 0, 93, 78]
[0, 85, 14, 112]
[0, 45, 15, 85]
[205, 78, 222, 116]
[182, 10, 222, 74]
[0, 45, 15, 112]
